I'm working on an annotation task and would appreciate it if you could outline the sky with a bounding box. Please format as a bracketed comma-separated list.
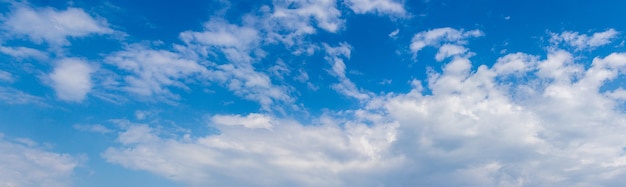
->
[2, 0, 626, 186]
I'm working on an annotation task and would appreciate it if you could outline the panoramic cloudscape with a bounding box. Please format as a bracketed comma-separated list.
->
[3, 0, 626, 186]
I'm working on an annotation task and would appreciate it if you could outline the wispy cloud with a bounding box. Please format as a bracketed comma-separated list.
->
[550, 29, 620, 51]
[0, 136, 78, 187]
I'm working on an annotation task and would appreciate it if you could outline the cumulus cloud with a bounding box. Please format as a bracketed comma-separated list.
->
[550, 29, 619, 51]
[48, 58, 95, 102]
[102, 28, 626, 186]
[344, 0, 407, 16]
[1, 5, 113, 45]
[0, 136, 78, 187]
[102, 113, 401, 187]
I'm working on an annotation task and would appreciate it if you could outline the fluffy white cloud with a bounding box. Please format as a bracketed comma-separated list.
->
[48, 58, 95, 102]
[2, 5, 113, 45]
[211, 113, 274, 129]
[102, 113, 402, 187]
[102, 28, 626, 186]
[550, 29, 619, 51]
[271, 0, 343, 33]
[0, 136, 78, 187]
[344, 0, 407, 16]
[435, 44, 469, 62]
[410, 27, 483, 59]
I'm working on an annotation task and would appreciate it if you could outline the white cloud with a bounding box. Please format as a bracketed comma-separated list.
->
[73, 124, 113, 134]
[2, 5, 113, 45]
[103, 114, 402, 187]
[135, 110, 157, 120]
[0, 70, 13, 83]
[48, 58, 95, 102]
[492, 52, 539, 75]
[388, 29, 399, 38]
[179, 19, 260, 63]
[102, 28, 626, 186]
[0, 46, 47, 60]
[105, 46, 207, 100]
[259, 0, 344, 47]
[0, 136, 78, 187]
[211, 113, 274, 129]
[271, 0, 343, 33]
[178, 19, 295, 110]
[550, 29, 619, 51]
[435, 44, 469, 62]
[344, 0, 407, 16]
[0, 87, 46, 105]
[324, 43, 372, 100]
[410, 27, 483, 59]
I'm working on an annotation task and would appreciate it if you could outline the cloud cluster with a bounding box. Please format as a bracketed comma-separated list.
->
[3, 1, 626, 187]
[102, 28, 626, 186]
[0, 136, 78, 187]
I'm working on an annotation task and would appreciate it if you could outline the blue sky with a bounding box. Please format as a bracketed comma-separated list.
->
[2, 0, 626, 186]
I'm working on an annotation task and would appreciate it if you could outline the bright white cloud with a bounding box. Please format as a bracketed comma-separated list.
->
[550, 29, 620, 51]
[102, 28, 626, 186]
[259, 0, 344, 47]
[102, 113, 402, 187]
[271, 0, 343, 33]
[211, 113, 274, 129]
[2, 5, 113, 45]
[344, 0, 407, 16]
[0, 136, 78, 187]
[410, 27, 483, 59]
[48, 58, 95, 102]
[492, 52, 539, 75]
[435, 44, 469, 62]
